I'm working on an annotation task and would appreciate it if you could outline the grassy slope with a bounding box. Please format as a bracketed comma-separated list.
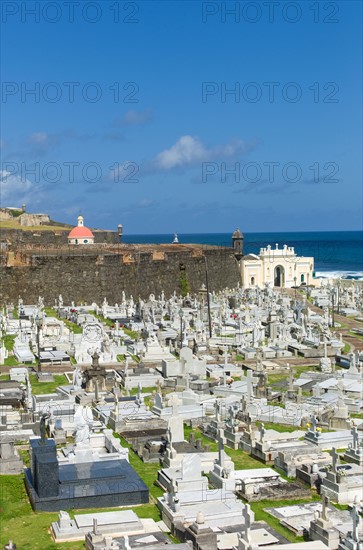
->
[0, 475, 161, 549]
[0, 220, 70, 231]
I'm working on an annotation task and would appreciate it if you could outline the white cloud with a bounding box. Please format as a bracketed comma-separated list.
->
[114, 109, 153, 127]
[153, 135, 254, 171]
[0, 170, 33, 203]
[123, 109, 153, 125]
[138, 198, 156, 208]
[29, 132, 49, 144]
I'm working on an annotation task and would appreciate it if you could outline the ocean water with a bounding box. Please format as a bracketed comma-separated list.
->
[123, 231, 363, 280]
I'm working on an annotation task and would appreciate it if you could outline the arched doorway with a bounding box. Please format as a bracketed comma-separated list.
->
[250, 276, 255, 286]
[274, 265, 285, 287]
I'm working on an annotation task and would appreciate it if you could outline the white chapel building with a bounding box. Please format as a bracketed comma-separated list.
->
[241, 243, 314, 289]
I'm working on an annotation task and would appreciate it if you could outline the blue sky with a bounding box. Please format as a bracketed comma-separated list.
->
[1, 0, 362, 234]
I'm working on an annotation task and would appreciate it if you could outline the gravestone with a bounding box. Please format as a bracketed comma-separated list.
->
[168, 416, 184, 443]
[343, 426, 363, 466]
[0, 442, 23, 475]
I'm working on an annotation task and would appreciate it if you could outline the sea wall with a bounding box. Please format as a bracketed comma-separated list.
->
[0, 248, 241, 304]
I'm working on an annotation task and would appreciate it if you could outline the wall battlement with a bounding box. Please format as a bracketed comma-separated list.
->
[0, 243, 241, 303]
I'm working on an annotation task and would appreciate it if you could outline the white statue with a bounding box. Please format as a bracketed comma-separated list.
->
[74, 405, 93, 445]
[72, 365, 83, 389]
[102, 333, 111, 354]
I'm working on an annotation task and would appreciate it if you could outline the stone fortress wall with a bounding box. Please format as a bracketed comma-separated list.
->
[0, 228, 120, 247]
[0, 239, 241, 303]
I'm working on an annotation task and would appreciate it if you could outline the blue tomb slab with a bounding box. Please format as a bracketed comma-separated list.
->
[25, 439, 149, 511]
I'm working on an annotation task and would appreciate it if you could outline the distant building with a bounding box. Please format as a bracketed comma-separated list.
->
[241, 243, 314, 289]
[232, 228, 244, 259]
[68, 215, 94, 245]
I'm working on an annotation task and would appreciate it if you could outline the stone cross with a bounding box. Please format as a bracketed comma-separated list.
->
[227, 405, 235, 428]
[167, 425, 173, 448]
[351, 499, 361, 542]
[311, 415, 318, 432]
[169, 478, 179, 510]
[351, 426, 359, 450]
[39, 412, 50, 444]
[223, 347, 228, 367]
[223, 369, 227, 386]
[114, 394, 119, 420]
[217, 428, 226, 468]
[331, 447, 339, 473]
[243, 504, 252, 541]
[322, 494, 329, 521]
[288, 365, 294, 390]
[259, 422, 265, 442]
[215, 400, 222, 423]
[246, 369, 254, 403]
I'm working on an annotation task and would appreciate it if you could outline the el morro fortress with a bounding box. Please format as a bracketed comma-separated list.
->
[0, 208, 242, 304]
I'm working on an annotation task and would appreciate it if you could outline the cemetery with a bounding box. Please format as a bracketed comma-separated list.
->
[0, 280, 362, 549]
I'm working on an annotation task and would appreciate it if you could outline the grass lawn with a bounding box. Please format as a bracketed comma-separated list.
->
[226, 447, 267, 470]
[255, 421, 301, 433]
[0, 475, 84, 549]
[93, 312, 114, 327]
[183, 425, 267, 470]
[3, 334, 16, 351]
[29, 374, 68, 395]
[43, 309, 82, 337]
[130, 386, 156, 395]
[64, 320, 82, 334]
[1, 335, 20, 366]
[268, 365, 318, 388]
[0, 473, 162, 549]
[44, 308, 58, 318]
[0, 220, 70, 231]
[93, 313, 139, 340]
[123, 328, 139, 339]
[184, 425, 218, 452]
[349, 331, 363, 340]
[4, 356, 20, 367]
[17, 449, 31, 468]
